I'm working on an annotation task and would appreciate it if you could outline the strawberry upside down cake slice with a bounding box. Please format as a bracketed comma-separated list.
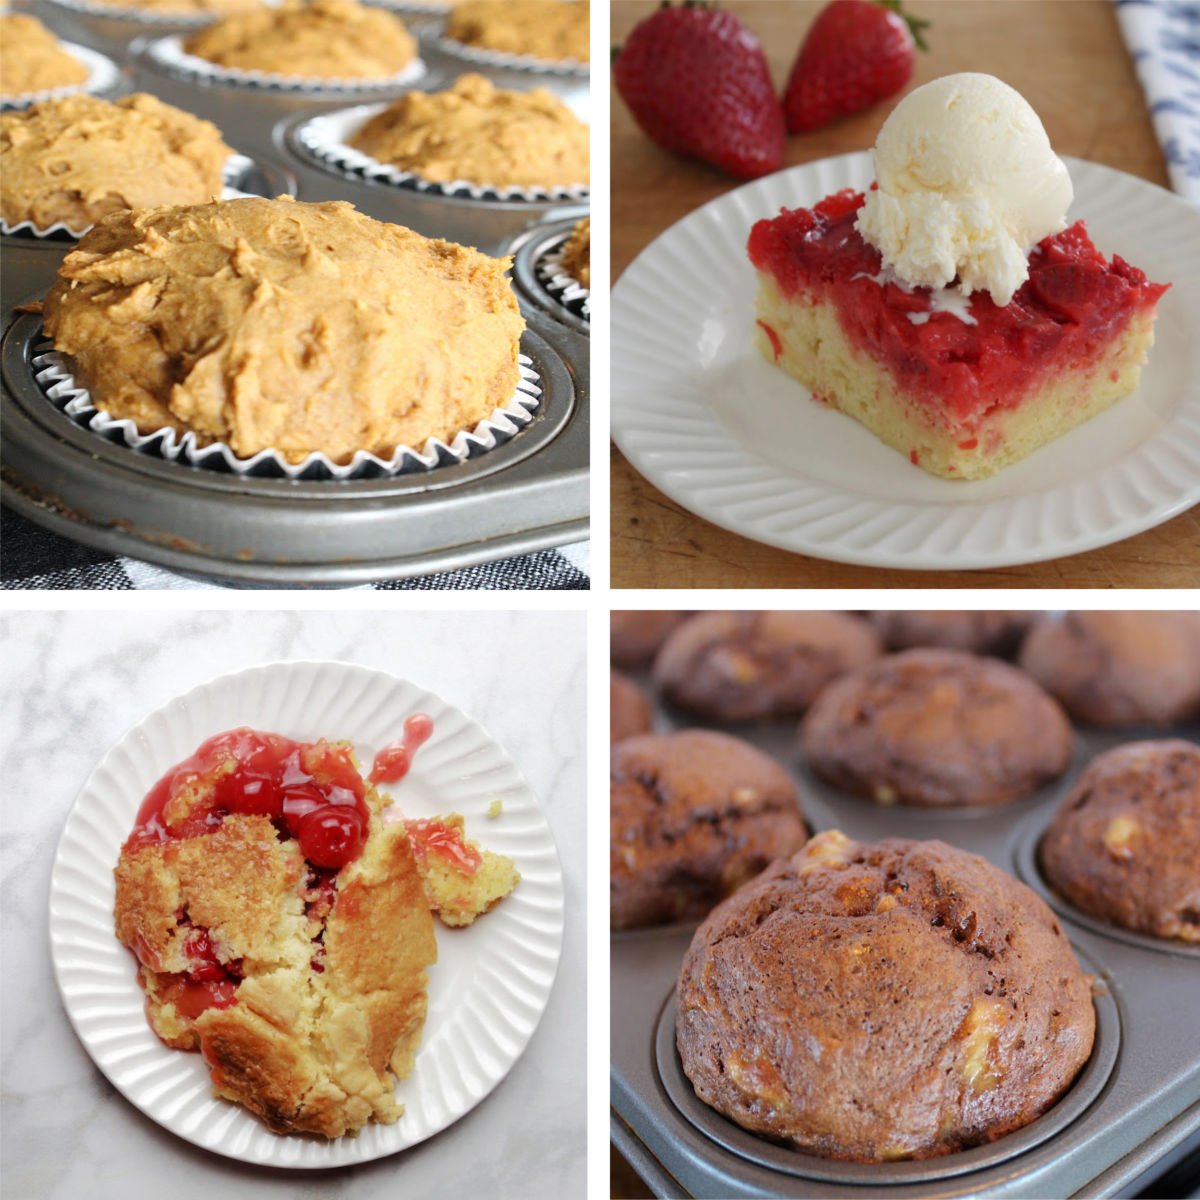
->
[748, 188, 1168, 480]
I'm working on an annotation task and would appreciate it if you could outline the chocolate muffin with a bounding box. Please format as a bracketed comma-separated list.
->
[800, 649, 1073, 807]
[653, 611, 881, 723]
[1041, 740, 1200, 942]
[1019, 612, 1200, 726]
[611, 670, 653, 744]
[676, 831, 1096, 1162]
[611, 731, 806, 930]
[610, 611, 686, 669]
[870, 611, 1034, 658]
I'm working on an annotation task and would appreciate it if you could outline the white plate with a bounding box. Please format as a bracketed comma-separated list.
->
[611, 152, 1200, 570]
[48, 661, 564, 1167]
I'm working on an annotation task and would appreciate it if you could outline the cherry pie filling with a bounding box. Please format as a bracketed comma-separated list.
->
[124, 728, 375, 1021]
[747, 189, 1169, 429]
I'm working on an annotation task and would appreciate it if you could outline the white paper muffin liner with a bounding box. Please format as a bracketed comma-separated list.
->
[432, 34, 587, 77]
[146, 33, 427, 91]
[44, 0, 261, 27]
[0, 43, 123, 110]
[365, 0, 451, 13]
[0, 156, 257, 241]
[30, 339, 543, 480]
[297, 105, 589, 203]
[537, 241, 589, 321]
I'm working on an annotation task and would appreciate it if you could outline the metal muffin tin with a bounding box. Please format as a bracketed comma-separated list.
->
[1, 2, 590, 585]
[610, 650, 1200, 1198]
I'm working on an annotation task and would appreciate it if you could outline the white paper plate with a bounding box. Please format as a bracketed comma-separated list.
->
[48, 661, 564, 1167]
[611, 153, 1200, 570]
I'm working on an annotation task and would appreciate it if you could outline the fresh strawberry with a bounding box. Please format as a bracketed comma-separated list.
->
[614, 2, 785, 180]
[784, 0, 930, 134]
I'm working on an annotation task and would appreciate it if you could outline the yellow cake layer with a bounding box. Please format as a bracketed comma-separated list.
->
[753, 273, 1157, 480]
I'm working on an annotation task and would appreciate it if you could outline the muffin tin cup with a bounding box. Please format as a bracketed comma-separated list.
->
[0, 43, 122, 111]
[293, 104, 589, 204]
[505, 215, 590, 335]
[144, 34, 428, 93]
[1012, 806, 1200, 961]
[0, 154, 280, 243]
[31, 337, 543, 481]
[611, 665, 1200, 1198]
[655, 949, 1121, 1186]
[2, 310, 586, 584]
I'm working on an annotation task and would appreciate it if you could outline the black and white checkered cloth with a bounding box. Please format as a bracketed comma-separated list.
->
[0, 507, 589, 590]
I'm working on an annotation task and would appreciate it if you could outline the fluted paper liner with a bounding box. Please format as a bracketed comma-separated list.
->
[31, 339, 542, 480]
[537, 240, 590, 321]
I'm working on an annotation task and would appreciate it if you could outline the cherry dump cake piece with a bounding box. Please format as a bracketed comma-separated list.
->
[114, 725, 517, 1137]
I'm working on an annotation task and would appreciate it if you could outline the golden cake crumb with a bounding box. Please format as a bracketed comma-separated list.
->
[409, 813, 520, 927]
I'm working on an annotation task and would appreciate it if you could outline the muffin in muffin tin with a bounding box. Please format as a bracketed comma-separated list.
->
[1041, 739, 1200, 943]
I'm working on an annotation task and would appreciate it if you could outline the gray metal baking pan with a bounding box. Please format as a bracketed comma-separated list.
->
[610, 667, 1200, 1199]
[3, 2, 591, 584]
[506, 215, 590, 337]
[2, 304, 587, 586]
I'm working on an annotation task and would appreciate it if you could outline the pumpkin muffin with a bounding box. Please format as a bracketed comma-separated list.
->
[559, 217, 590, 287]
[611, 611, 686, 670]
[677, 831, 1096, 1161]
[1019, 611, 1200, 726]
[611, 670, 653, 744]
[1041, 740, 1200, 942]
[0, 14, 88, 97]
[351, 74, 588, 190]
[870, 611, 1035, 659]
[611, 730, 807, 930]
[654, 611, 881, 723]
[445, 0, 589, 64]
[42, 196, 525, 464]
[0, 93, 231, 231]
[800, 649, 1073, 807]
[184, 0, 417, 80]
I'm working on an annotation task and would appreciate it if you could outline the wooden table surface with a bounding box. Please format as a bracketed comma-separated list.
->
[610, 0, 1198, 590]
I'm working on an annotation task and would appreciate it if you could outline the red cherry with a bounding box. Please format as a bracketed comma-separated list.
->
[297, 806, 365, 870]
[282, 784, 327, 835]
[172, 977, 237, 1020]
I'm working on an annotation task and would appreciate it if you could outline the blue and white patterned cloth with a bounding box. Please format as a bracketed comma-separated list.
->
[1115, 0, 1200, 203]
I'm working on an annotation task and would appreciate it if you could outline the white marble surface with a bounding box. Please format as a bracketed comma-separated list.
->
[0, 610, 586, 1199]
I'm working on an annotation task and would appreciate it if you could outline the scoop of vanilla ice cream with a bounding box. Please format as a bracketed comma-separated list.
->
[855, 73, 1073, 307]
